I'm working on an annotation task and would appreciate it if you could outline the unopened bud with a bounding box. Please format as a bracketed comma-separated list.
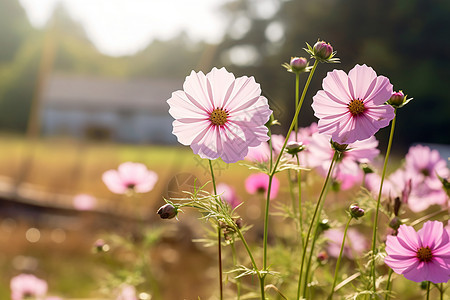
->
[157, 203, 177, 219]
[360, 163, 374, 174]
[331, 140, 348, 152]
[290, 57, 308, 73]
[317, 251, 328, 263]
[94, 239, 110, 253]
[286, 141, 305, 155]
[349, 204, 365, 219]
[313, 41, 333, 60]
[388, 91, 405, 107]
[389, 217, 402, 230]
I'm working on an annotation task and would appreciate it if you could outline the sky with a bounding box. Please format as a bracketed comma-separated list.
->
[18, 0, 228, 57]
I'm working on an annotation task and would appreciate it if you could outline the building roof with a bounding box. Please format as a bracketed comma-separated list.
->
[43, 73, 183, 114]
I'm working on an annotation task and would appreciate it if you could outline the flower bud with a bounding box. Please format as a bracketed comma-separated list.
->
[318, 218, 330, 233]
[290, 57, 308, 73]
[389, 217, 402, 230]
[286, 141, 305, 155]
[331, 140, 348, 152]
[317, 251, 329, 263]
[157, 203, 177, 219]
[94, 239, 110, 253]
[360, 163, 374, 174]
[349, 204, 365, 219]
[388, 91, 405, 107]
[313, 41, 333, 60]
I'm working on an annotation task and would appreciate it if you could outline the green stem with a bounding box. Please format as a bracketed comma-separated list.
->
[385, 269, 393, 300]
[329, 216, 353, 299]
[296, 155, 304, 246]
[209, 160, 223, 300]
[296, 150, 339, 299]
[439, 283, 443, 300]
[370, 109, 397, 294]
[295, 72, 300, 140]
[260, 60, 319, 299]
[426, 281, 430, 300]
[231, 243, 241, 300]
[271, 61, 319, 173]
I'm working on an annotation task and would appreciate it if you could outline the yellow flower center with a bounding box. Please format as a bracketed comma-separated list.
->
[416, 246, 433, 262]
[348, 99, 366, 116]
[210, 108, 228, 126]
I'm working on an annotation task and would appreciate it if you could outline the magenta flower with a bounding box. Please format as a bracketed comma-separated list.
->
[167, 67, 272, 163]
[10, 274, 48, 300]
[385, 221, 450, 283]
[312, 64, 395, 144]
[73, 193, 97, 211]
[308, 133, 380, 190]
[216, 183, 241, 208]
[325, 228, 368, 259]
[102, 162, 158, 194]
[245, 173, 280, 200]
[405, 145, 449, 191]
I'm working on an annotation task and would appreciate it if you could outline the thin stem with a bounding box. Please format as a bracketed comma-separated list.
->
[426, 281, 430, 300]
[295, 72, 300, 140]
[271, 60, 319, 173]
[296, 150, 339, 299]
[439, 283, 443, 300]
[296, 155, 304, 246]
[370, 109, 397, 294]
[288, 170, 298, 224]
[261, 60, 319, 299]
[303, 181, 331, 298]
[409, 208, 447, 227]
[384, 269, 393, 300]
[329, 216, 353, 299]
[231, 243, 241, 300]
[209, 160, 223, 300]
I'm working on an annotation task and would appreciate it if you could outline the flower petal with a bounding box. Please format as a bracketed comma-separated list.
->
[322, 69, 352, 102]
[347, 64, 377, 100]
[206, 67, 236, 109]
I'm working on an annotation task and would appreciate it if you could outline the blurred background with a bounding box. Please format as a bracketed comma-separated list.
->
[0, 0, 449, 298]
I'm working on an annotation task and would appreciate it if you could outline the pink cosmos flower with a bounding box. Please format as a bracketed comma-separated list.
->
[102, 162, 158, 194]
[167, 67, 272, 163]
[10, 274, 48, 300]
[384, 221, 450, 283]
[73, 193, 97, 211]
[324, 228, 368, 259]
[216, 183, 241, 208]
[405, 145, 449, 191]
[308, 133, 380, 190]
[245, 142, 271, 163]
[245, 173, 280, 200]
[271, 123, 318, 167]
[312, 64, 395, 144]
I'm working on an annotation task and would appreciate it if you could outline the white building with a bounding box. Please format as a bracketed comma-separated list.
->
[41, 74, 181, 144]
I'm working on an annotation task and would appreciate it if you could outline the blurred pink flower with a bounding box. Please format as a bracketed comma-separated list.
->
[167, 67, 272, 163]
[324, 228, 368, 259]
[385, 221, 450, 283]
[73, 194, 97, 211]
[10, 274, 48, 300]
[312, 64, 395, 144]
[272, 123, 318, 167]
[102, 162, 158, 194]
[216, 183, 241, 208]
[245, 142, 271, 163]
[308, 133, 379, 190]
[116, 284, 137, 300]
[405, 145, 449, 190]
[245, 173, 280, 200]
